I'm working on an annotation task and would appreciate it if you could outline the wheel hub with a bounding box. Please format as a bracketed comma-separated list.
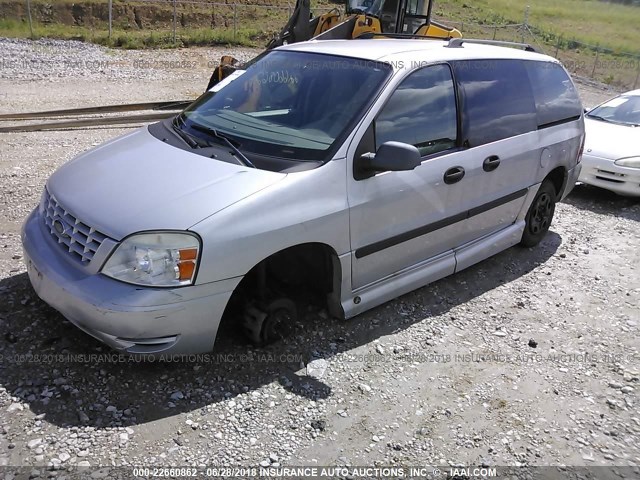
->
[530, 192, 552, 234]
[241, 298, 297, 346]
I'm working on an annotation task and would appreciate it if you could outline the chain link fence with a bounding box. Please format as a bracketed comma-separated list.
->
[18, 0, 640, 89]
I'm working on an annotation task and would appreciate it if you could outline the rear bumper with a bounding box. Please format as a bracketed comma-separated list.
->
[560, 163, 581, 201]
[21, 209, 240, 355]
[578, 154, 640, 197]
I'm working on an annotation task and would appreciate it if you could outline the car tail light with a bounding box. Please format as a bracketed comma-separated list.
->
[576, 135, 585, 164]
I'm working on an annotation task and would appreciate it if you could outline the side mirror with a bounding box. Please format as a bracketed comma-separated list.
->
[355, 141, 422, 179]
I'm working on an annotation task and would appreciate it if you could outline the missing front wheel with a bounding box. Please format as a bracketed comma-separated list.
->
[241, 298, 297, 346]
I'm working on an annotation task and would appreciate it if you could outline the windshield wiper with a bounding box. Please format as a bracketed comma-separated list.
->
[586, 114, 610, 122]
[587, 114, 639, 127]
[171, 116, 201, 149]
[189, 123, 256, 169]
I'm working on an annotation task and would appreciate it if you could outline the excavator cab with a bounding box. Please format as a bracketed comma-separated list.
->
[344, 0, 461, 37]
[313, 0, 460, 41]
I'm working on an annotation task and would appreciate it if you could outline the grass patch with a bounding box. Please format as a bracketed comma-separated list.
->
[437, 0, 640, 55]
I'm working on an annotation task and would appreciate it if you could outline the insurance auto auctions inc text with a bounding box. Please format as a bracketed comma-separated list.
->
[247, 466, 496, 478]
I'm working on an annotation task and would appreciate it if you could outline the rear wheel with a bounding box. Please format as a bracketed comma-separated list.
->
[520, 180, 556, 247]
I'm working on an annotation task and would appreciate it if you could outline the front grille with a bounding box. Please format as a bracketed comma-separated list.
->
[597, 168, 626, 177]
[595, 169, 626, 184]
[595, 176, 624, 184]
[42, 188, 111, 264]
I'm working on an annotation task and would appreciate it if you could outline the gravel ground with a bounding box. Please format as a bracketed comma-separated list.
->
[0, 37, 258, 82]
[0, 38, 639, 477]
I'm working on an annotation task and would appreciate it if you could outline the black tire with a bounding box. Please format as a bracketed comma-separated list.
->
[520, 180, 556, 247]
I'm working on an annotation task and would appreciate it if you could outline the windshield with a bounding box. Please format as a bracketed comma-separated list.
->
[347, 0, 431, 33]
[588, 95, 640, 126]
[180, 51, 392, 162]
[348, 0, 388, 16]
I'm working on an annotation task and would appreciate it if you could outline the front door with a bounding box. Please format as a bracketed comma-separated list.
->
[348, 63, 464, 290]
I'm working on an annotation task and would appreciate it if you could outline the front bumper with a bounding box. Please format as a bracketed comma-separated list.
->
[21, 209, 240, 355]
[578, 154, 640, 197]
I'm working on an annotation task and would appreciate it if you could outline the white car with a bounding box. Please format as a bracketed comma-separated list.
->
[579, 90, 640, 196]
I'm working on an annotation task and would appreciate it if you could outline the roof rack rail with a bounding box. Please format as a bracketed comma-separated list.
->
[446, 38, 542, 53]
[356, 32, 454, 41]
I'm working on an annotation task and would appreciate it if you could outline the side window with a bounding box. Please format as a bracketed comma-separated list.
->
[524, 61, 583, 128]
[453, 60, 537, 147]
[375, 64, 458, 157]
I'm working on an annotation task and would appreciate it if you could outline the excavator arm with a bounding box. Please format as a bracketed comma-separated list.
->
[266, 0, 313, 49]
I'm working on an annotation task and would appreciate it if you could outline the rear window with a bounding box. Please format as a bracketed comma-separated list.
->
[452, 60, 537, 147]
[524, 61, 583, 128]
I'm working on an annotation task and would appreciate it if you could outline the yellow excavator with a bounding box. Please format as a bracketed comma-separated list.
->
[207, 0, 461, 89]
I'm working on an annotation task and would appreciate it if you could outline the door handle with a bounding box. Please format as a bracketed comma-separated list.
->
[443, 166, 465, 185]
[483, 155, 501, 172]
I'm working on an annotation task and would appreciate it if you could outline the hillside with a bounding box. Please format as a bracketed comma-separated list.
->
[1, 0, 639, 52]
[0, 0, 638, 87]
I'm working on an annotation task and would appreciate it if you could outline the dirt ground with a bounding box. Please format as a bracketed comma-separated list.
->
[0, 41, 639, 477]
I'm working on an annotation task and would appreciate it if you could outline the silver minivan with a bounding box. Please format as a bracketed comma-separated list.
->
[21, 38, 585, 355]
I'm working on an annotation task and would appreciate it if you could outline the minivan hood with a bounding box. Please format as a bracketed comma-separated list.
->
[584, 117, 639, 160]
[47, 127, 285, 240]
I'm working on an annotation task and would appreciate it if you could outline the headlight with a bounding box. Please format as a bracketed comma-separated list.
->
[614, 157, 640, 169]
[102, 232, 200, 287]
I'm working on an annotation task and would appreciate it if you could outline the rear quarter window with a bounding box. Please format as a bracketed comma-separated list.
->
[524, 61, 583, 128]
[452, 59, 538, 147]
